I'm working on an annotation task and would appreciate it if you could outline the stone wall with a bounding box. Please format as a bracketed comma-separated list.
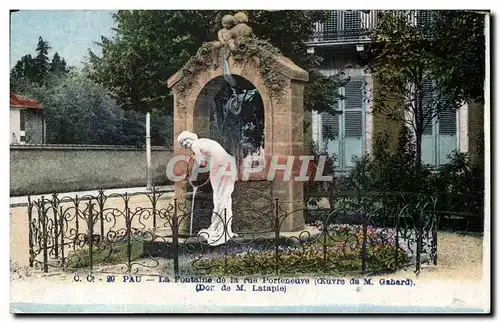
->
[25, 109, 45, 144]
[10, 145, 174, 196]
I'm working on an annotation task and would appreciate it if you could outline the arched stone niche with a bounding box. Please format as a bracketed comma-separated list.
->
[167, 54, 308, 234]
[192, 74, 265, 156]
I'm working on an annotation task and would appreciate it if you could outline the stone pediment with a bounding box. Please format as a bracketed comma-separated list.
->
[271, 55, 309, 82]
[167, 51, 308, 89]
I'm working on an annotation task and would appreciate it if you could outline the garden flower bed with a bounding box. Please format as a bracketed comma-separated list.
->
[193, 224, 413, 275]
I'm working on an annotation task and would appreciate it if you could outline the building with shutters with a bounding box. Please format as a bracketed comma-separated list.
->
[306, 10, 484, 172]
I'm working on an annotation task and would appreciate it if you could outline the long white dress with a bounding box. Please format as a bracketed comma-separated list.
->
[190, 138, 237, 246]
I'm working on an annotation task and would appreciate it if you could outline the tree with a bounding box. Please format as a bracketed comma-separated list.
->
[431, 10, 485, 103]
[33, 36, 51, 85]
[150, 109, 174, 146]
[10, 40, 172, 146]
[10, 34, 166, 146]
[20, 71, 144, 146]
[10, 37, 71, 92]
[49, 52, 69, 75]
[10, 54, 36, 93]
[366, 10, 485, 171]
[86, 10, 348, 116]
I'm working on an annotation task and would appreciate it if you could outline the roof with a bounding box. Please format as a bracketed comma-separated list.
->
[10, 92, 42, 109]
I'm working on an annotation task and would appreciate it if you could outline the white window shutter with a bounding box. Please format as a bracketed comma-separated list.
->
[438, 109, 457, 165]
[421, 79, 436, 165]
[422, 79, 434, 136]
[343, 78, 364, 168]
[420, 78, 457, 166]
[321, 111, 341, 167]
[438, 110, 457, 135]
[321, 112, 340, 140]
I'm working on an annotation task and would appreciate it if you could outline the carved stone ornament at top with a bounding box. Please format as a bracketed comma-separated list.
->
[231, 12, 253, 40]
[211, 12, 254, 53]
[212, 14, 237, 51]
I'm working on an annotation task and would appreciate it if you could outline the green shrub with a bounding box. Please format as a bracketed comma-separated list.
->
[194, 244, 408, 276]
[431, 151, 484, 215]
[306, 125, 484, 220]
[194, 228, 408, 276]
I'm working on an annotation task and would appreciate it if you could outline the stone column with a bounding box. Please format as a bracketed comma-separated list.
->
[269, 80, 306, 232]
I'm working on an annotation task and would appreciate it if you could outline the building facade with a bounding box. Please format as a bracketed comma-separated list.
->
[10, 92, 45, 144]
[306, 10, 482, 172]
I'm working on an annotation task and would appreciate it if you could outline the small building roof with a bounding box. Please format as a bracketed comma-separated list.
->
[10, 92, 42, 109]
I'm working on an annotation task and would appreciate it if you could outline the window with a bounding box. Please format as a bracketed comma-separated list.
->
[322, 11, 362, 41]
[320, 76, 366, 171]
[421, 111, 457, 167]
[421, 81, 457, 166]
[343, 11, 362, 33]
[416, 10, 434, 29]
[323, 11, 340, 40]
[20, 110, 26, 131]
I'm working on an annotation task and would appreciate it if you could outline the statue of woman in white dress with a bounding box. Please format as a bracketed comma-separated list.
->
[177, 130, 238, 246]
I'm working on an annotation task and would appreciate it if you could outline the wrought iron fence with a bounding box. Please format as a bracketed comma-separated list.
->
[26, 187, 481, 277]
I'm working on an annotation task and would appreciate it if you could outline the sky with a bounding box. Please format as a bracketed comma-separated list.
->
[10, 10, 116, 70]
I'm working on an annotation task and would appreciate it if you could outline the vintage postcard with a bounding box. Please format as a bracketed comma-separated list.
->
[8, 7, 491, 314]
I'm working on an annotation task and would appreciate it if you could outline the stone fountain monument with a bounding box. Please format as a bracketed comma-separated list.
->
[167, 12, 308, 236]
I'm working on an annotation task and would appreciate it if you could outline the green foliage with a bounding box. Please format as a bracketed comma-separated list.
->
[174, 42, 220, 100]
[195, 244, 407, 276]
[367, 10, 485, 163]
[305, 70, 348, 115]
[33, 36, 51, 85]
[432, 151, 484, 215]
[10, 37, 70, 92]
[150, 109, 174, 147]
[10, 55, 37, 92]
[67, 240, 143, 268]
[87, 10, 348, 116]
[18, 72, 146, 146]
[303, 140, 338, 207]
[13, 58, 173, 146]
[348, 126, 433, 194]
[86, 10, 210, 114]
[431, 11, 485, 102]
[312, 125, 484, 217]
[10, 34, 175, 146]
[248, 10, 349, 114]
[49, 52, 69, 75]
[233, 38, 288, 102]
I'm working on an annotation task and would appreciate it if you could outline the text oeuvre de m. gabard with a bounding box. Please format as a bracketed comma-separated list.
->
[72, 274, 415, 294]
